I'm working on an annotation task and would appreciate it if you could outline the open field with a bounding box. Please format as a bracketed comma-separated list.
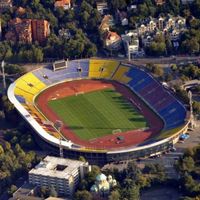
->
[48, 88, 148, 140]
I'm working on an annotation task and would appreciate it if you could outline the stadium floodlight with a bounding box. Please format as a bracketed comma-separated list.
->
[188, 91, 195, 129]
[54, 120, 64, 158]
[1, 60, 6, 91]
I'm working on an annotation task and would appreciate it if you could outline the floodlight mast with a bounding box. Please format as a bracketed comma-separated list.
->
[188, 90, 195, 129]
[1, 60, 6, 91]
[54, 120, 64, 158]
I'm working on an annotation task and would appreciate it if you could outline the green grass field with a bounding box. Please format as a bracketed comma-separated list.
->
[48, 88, 148, 140]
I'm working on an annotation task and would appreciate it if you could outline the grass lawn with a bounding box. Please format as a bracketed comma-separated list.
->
[48, 88, 148, 140]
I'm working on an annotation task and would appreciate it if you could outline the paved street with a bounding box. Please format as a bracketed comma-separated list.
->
[103, 121, 200, 178]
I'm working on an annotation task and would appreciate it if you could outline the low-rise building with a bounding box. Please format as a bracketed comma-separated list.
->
[0, 0, 12, 10]
[137, 15, 186, 48]
[54, 0, 71, 10]
[31, 19, 50, 43]
[96, 1, 108, 15]
[29, 156, 90, 197]
[5, 18, 32, 43]
[155, 0, 165, 5]
[117, 11, 128, 26]
[5, 18, 50, 44]
[104, 31, 122, 50]
[122, 31, 139, 58]
[99, 15, 115, 33]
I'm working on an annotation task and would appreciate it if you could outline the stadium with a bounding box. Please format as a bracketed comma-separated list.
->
[8, 59, 189, 164]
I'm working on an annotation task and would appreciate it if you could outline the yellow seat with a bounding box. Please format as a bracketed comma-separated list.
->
[89, 59, 119, 79]
[112, 65, 132, 83]
[14, 72, 47, 102]
[14, 87, 34, 102]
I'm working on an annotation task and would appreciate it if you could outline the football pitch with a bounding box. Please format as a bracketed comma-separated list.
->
[48, 88, 148, 140]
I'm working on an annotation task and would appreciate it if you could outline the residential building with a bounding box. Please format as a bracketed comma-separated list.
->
[5, 18, 32, 43]
[12, 183, 70, 200]
[137, 15, 186, 48]
[103, 31, 122, 50]
[99, 15, 115, 33]
[141, 34, 153, 47]
[96, 1, 108, 15]
[29, 156, 90, 197]
[0, 0, 12, 10]
[5, 18, 50, 44]
[155, 0, 165, 5]
[127, 4, 137, 11]
[12, 183, 42, 200]
[16, 7, 26, 16]
[122, 31, 139, 58]
[31, 19, 50, 43]
[116, 10, 128, 26]
[138, 15, 186, 36]
[54, 0, 71, 10]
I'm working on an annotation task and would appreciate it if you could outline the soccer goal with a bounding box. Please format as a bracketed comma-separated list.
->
[75, 92, 84, 96]
[112, 129, 122, 134]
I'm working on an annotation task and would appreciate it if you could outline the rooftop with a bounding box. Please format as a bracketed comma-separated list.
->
[29, 156, 87, 179]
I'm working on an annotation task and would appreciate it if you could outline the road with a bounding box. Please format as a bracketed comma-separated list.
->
[3, 55, 199, 74]
[103, 121, 200, 179]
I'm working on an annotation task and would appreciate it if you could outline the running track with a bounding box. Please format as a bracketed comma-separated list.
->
[36, 79, 164, 150]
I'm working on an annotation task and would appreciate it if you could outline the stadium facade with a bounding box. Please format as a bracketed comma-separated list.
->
[8, 59, 189, 165]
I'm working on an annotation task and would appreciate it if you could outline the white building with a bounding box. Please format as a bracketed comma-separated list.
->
[29, 156, 90, 197]
[96, 1, 108, 15]
[122, 31, 139, 59]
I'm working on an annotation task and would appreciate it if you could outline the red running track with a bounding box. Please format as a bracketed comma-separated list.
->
[36, 79, 164, 150]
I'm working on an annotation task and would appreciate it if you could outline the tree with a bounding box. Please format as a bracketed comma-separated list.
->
[0, 42, 13, 61]
[181, 39, 200, 54]
[151, 65, 164, 77]
[193, 101, 200, 114]
[181, 156, 195, 172]
[49, 186, 57, 197]
[110, 0, 127, 10]
[192, 0, 200, 18]
[108, 190, 120, 200]
[74, 190, 92, 200]
[86, 165, 100, 186]
[171, 64, 178, 72]
[79, 156, 86, 162]
[121, 185, 140, 200]
[0, 145, 4, 155]
[32, 46, 44, 62]
[7, 185, 17, 195]
[147, 41, 166, 56]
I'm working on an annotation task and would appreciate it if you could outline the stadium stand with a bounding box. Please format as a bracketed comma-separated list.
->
[118, 66, 187, 131]
[112, 65, 132, 83]
[33, 60, 89, 85]
[89, 59, 119, 79]
[8, 59, 189, 164]
[15, 62, 187, 132]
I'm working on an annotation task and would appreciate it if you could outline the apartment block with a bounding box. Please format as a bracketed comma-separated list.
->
[29, 156, 90, 197]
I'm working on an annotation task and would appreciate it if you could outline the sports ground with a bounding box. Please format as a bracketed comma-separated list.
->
[36, 80, 164, 150]
[48, 88, 148, 140]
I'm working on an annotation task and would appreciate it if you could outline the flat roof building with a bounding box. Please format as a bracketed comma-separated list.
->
[29, 156, 90, 197]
